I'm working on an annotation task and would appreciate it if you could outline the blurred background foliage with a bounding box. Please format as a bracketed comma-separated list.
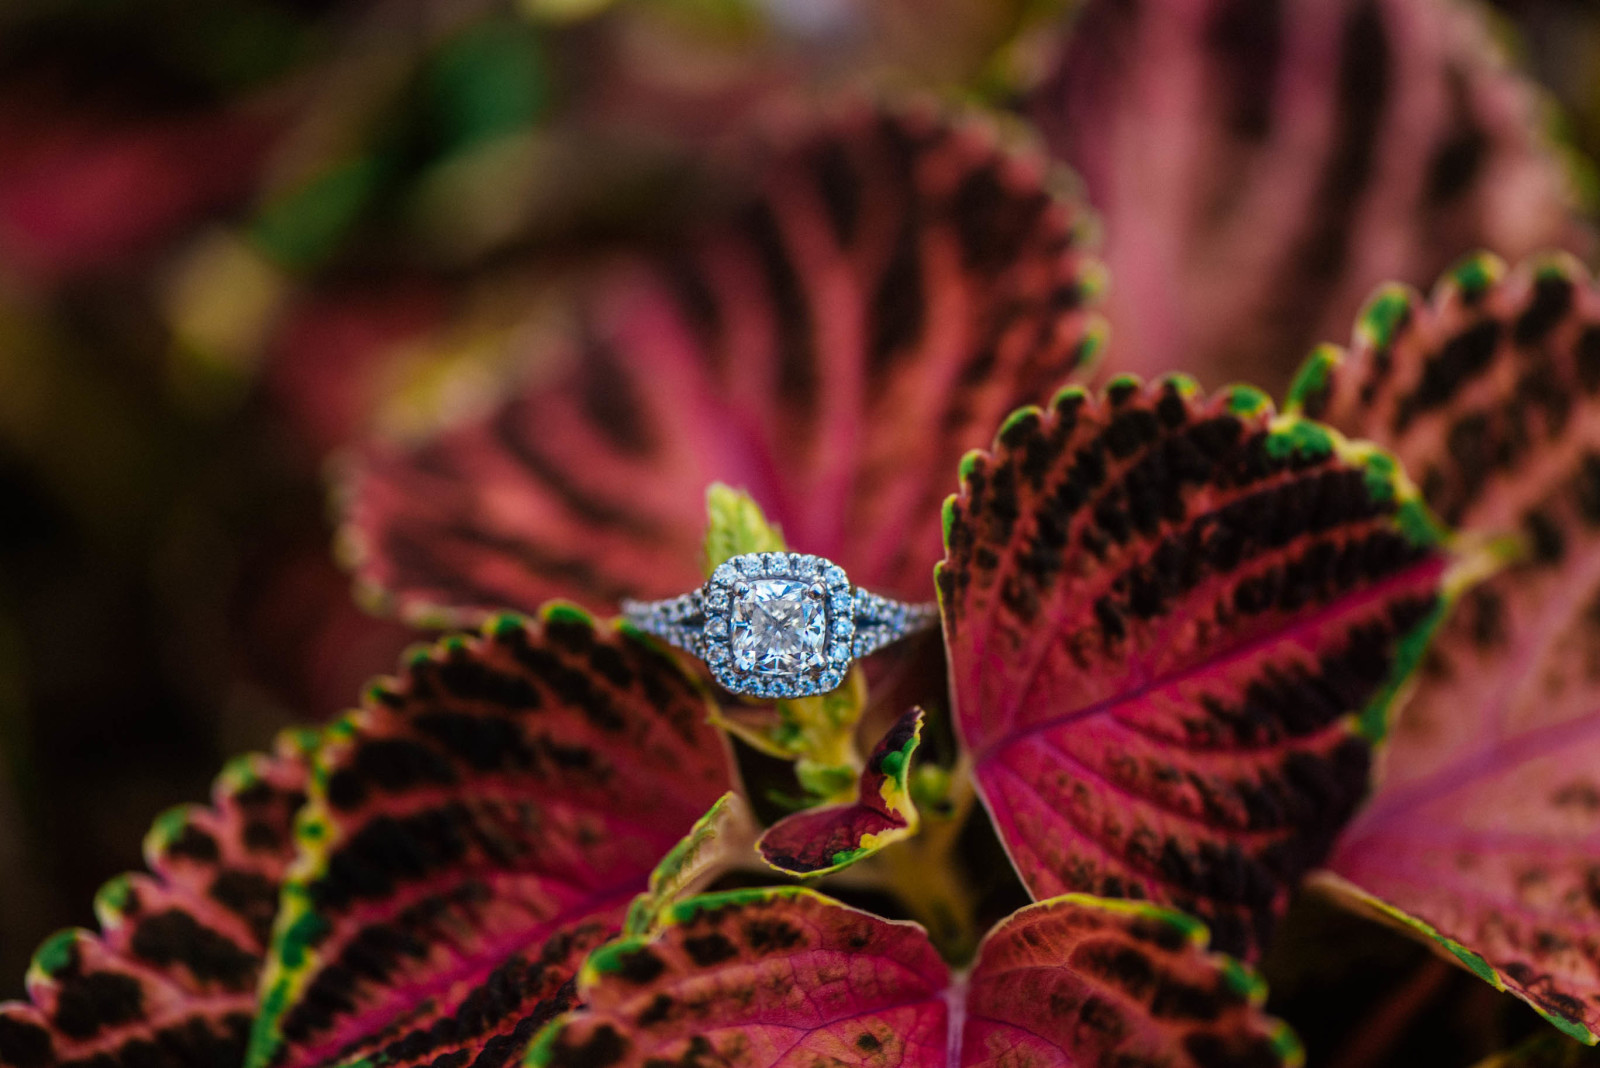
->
[0, 2, 1597, 1065]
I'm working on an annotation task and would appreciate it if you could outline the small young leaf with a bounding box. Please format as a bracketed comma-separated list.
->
[1305, 254, 1600, 1042]
[757, 707, 924, 876]
[1032, 0, 1587, 390]
[624, 793, 757, 936]
[0, 732, 312, 1068]
[702, 483, 787, 573]
[246, 607, 732, 1068]
[939, 375, 1447, 959]
[711, 666, 867, 780]
[342, 101, 1103, 626]
[526, 889, 1298, 1067]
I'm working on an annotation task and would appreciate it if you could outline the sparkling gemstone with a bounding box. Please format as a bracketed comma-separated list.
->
[731, 579, 828, 676]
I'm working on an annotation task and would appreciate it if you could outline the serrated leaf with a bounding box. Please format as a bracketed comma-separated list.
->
[526, 887, 950, 1067]
[938, 375, 1447, 959]
[246, 607, 732, 1068]
[756, 707, 923, 876]
[960, 895, 1302, 1068]
[0, 732, 312, 1068]
[1304, 254, 1600, 1042]
[342, 101, 1103, 627]
[1032, 0, 1586, 390]
[525, 889, 1298, 1068]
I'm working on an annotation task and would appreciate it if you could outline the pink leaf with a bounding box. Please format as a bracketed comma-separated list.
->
[1301, 253, 1600, 1042]
[0, 733, 312, 1068]
[342, 102, 1104, 625]
[1032, 0, 1587, 391]
[939, 375, 1447, 959]
[245, 606, 733, 1068]
[960, 896, 1300, 1068]
[526, 889, 1298, 1067]
[0, 97, 277, 287]
[757, 707, 924, 876]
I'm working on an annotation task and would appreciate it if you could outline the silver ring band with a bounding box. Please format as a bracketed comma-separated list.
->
[621, 552, 938, 698]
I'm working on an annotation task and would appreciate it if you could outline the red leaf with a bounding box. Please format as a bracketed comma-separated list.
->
[1032, 0, 1587, 390]
[756, 707, 923, 876]
[0, 97, 277, 287]
[1300, 253, 1600, 1041]
[342, 102, 1103, 625]
[526, 889, 1298, 1067]
[939, 376, 1447, 959]
[0, 734, 312, 1068]
[245, 606, 733, 1068]
[960, 896, 1299, 1067]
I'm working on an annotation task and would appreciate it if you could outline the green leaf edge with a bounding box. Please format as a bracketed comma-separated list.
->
[525, 888, 1303, 1068]
[939, 373, 1451, 749]
[1313, 874, 1599, 1045]
[989, 893, 1305, 1068]
[21, 728, 321, 992]
[624, 792, 750, 937]
[755, 708, 926, 879]
[245, 602, 712, 1068]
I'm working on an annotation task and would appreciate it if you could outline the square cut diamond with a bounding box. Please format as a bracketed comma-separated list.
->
[731, 578, 827, 675]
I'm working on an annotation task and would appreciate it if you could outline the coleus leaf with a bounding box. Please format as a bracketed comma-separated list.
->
[246, 605, 732, 1068]
[342, 100, 1104, 626]
[1031, 0, 1587, 390]
[938, 374, 1448, 959]
[1296, 253, 1600, 1041]
[0, 731, 312, 1068]
[526, 888, 1299, 1067]
[756, 707, 924, 876]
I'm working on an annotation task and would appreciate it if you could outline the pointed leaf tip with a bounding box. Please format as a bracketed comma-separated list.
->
[702, 484, 786, 574]
[1312, 254, 1600, 1041]
[941, 375, 1447, 959]
[625, 793, 757, 936]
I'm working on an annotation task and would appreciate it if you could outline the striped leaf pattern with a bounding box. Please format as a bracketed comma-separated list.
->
[939, 376, 1447, 959]
[245, 607, 731, 1068]
[960, 895, 1301, 1068]
[343, 103, 1104, 625]
[1032, 0, 1586, 390]
[527, 889, 1299, 1068]
[1304, 254, 1600, 1041]
[0, 733, 312, 1068]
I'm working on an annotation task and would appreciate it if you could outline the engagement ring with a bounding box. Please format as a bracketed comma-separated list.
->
[621, 552, 939, 698]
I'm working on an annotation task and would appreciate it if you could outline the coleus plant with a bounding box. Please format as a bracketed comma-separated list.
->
[4, 4, 1600, 1068]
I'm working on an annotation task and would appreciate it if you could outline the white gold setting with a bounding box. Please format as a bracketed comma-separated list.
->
[621, 551, 938, 697]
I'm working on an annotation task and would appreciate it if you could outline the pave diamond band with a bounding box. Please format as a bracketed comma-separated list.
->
[620, 552, 938, 698]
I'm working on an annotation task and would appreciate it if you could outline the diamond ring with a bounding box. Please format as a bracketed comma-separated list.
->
[620, 552, 939, 698]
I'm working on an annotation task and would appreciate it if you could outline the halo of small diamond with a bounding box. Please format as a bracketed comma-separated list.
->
[703, 551, 854, 697]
